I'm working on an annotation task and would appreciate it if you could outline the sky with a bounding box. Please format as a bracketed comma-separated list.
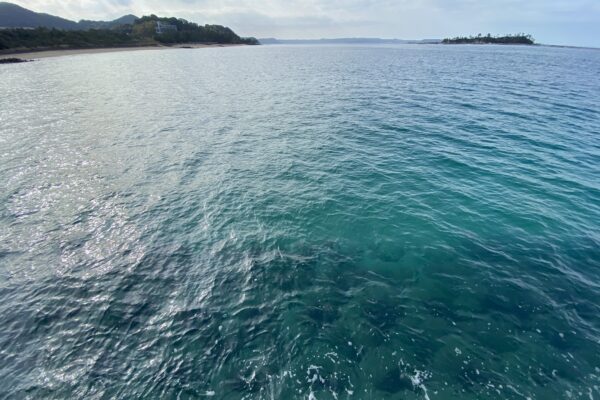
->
[11, 0, 600, 47]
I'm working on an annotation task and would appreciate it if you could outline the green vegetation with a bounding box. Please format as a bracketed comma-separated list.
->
[0, 14, 259, 52]
[0, 28, 151, 51]
[138, 15, 259, 45]
[442, 34, 535, 45]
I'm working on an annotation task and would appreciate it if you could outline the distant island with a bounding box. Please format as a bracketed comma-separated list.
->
[259, 38, 441, 45]
[442, 34, 535, 45]
[258, 36, 537, 46]
[0, 2, 258, 54]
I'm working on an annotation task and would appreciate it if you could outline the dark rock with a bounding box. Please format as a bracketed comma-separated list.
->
[377, 368, 414, 393]
[0, 57, 31, 64]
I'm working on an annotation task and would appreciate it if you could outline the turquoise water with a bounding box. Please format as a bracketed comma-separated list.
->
[1, 44, 599, 399]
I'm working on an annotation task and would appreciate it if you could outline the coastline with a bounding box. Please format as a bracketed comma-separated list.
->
[0, 43, 245, 60]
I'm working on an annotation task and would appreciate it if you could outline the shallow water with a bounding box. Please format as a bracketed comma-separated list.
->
[1, 44, 600, 399]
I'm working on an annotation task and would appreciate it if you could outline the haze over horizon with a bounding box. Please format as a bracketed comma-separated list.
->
[6, 0, 600, 48]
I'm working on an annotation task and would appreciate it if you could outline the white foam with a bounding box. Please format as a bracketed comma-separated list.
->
[409, 370, 432, 400]
[399, 359, 432, 400]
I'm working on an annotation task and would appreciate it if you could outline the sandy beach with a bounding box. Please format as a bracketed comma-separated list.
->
[0, 43, 244, 60]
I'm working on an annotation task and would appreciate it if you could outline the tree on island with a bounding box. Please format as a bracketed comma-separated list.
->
[135, 15, 259, 45]
[442, 34, 535, 45]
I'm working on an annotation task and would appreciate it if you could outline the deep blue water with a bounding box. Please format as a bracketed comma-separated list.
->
[1, 44, 600, 399]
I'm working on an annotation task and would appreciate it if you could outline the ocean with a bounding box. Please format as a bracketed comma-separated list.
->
[1, 44, 599, 399]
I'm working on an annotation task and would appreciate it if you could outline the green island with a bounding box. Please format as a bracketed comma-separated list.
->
[0, 15, 259, 53]
[442, 34, 535, 45]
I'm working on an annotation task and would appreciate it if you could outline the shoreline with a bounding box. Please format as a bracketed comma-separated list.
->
[0, 43, 245, 60]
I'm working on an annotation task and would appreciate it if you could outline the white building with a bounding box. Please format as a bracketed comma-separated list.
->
[156, 21, 177, 35]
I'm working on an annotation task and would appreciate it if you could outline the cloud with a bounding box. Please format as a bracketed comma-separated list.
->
[9, 0, 600, 46]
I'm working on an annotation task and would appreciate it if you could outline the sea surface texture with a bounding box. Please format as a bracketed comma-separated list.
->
[1, 45, 599, 399]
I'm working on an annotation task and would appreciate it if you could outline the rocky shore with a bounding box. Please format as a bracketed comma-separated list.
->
[0, 57, 30, 64]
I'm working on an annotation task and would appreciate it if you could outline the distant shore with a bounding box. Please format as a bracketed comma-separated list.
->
[0, 43, 245, 60]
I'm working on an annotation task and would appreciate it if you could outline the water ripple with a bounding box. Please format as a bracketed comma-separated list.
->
[1, 45, 600, 399]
